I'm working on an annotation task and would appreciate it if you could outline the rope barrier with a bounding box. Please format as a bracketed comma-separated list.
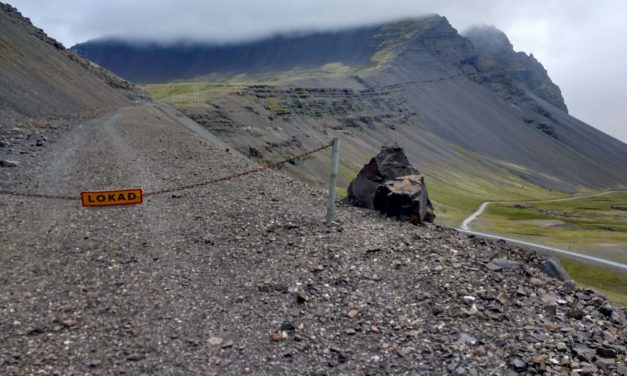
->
[0, 141, 333, 201]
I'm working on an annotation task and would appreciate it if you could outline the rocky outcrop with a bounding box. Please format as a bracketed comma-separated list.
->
[348, 142, 435, 224]
[465, 26, 568, 113]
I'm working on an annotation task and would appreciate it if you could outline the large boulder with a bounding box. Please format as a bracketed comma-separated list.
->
[348, 142, 435, 224]
[373, 175, 435, 225]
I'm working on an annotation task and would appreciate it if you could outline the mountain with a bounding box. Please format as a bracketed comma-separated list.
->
[0, 3, 142, 122]
[73, 16, 627, 224]
[72, 27, 383, 83]
[464, 25, 567, 113]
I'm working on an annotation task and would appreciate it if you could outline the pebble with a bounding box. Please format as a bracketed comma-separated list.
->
[208, 337, 224, 346]
[271, 330, 287, 342]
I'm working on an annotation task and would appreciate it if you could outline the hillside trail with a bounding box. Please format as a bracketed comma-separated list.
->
[2, 104, 627, 375]
[459, 193, 627, 272]
[0, 103, 332, 374]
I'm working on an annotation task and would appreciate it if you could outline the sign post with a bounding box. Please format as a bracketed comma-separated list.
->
[81, 188, 143, 207]
[326, 138, 340, 225]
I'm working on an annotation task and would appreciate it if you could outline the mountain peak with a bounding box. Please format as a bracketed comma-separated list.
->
[464, 25, 568, 113]
[463, 25, 513, 56]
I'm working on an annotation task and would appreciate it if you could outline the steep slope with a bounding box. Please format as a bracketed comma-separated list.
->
[0, 3, 139, 121]
[137, 17, 627, 205]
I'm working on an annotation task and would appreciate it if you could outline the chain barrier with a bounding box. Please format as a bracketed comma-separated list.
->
[0, 142, 333, 201]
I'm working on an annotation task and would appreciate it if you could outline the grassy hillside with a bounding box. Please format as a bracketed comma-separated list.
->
[145, 77, 570, 226]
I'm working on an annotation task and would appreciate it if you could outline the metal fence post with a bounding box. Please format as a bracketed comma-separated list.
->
[326, 138, 340, 225]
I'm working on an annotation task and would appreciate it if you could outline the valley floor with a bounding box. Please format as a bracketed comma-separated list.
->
[462, 196, 627, 306]
[1, 104, 626, 375]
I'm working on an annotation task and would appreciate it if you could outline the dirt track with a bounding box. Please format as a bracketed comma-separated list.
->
[1, 105, 626, 375]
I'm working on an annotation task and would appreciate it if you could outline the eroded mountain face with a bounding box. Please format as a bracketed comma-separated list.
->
[465, 25, 568, 112]
[464, 25, 568, 138]
[72, 16, 627, 193]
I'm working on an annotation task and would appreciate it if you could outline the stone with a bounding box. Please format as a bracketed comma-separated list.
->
[61, 319, 77, 328]
[208, 336, 224, 346]
[347, 142, 435, 224]
[596, 346, 617, 358]
[462, 304, 479, 316]
[271, 330, 287, 342]
[541, 255, 571, 281]
[541, 293, 559, 306]
[346, 309, 359, 319]
[296, 292, 309, 304]
[486, 258, 522, 271]
[456, 333, 478, 346]
[86, 359, 101, 368]
[126, 353, 145, 361]
[372, 175, 434, 225]
[0, 159, 19, 167]
[248, 146, 263, 158]
[598, 303, 613, 316]
[572, 344, 594, 362]
[221, 340, 234, 349]
[511, 357, 527, 372]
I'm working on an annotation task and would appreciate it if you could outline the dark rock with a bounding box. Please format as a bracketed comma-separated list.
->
[347, 142, 419, 209]
[573, 343, 594, 362]
[248, 146, 262, 158]
[598, 303, 613, 316]
[510, 357, 527, 372]
[296, 292, 309, 304]
[126, 353, 145, 361]
[541, 255, 571, 281]
[373, 175, 434, 225]
[86, 359, 101, 368]
[280, 322, 296, 332]
[347, 142, 434, 224]
[432, 305, 444, 316]
[596, 346, 618, 358]
[0, 159, 19, 167]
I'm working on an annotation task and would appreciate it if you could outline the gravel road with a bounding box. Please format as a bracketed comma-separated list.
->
[1, 105, 626, 375]
[460, 202, 627, 272]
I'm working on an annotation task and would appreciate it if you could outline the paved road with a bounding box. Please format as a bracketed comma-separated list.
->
[459, 195, 627, 273]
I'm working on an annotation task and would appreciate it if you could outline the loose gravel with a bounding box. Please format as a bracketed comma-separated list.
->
[1, 105, 626, 375]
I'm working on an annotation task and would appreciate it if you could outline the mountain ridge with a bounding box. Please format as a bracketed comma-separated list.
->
[131, 15, 627, 218]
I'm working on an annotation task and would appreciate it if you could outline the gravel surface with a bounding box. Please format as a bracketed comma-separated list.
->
[1, 105, 626, 375]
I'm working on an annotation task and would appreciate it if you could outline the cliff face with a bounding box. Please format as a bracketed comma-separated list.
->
[465, 26, 568, 113]
[378, 18, 565, 138]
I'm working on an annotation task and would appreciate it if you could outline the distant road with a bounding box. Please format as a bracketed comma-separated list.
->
[459, 192, 627, 273]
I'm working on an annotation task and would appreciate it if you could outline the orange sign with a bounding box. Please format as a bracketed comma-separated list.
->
[81, 189, 143, 207]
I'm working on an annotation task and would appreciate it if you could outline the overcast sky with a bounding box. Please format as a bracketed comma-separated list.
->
[10, 0, 627, 143]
